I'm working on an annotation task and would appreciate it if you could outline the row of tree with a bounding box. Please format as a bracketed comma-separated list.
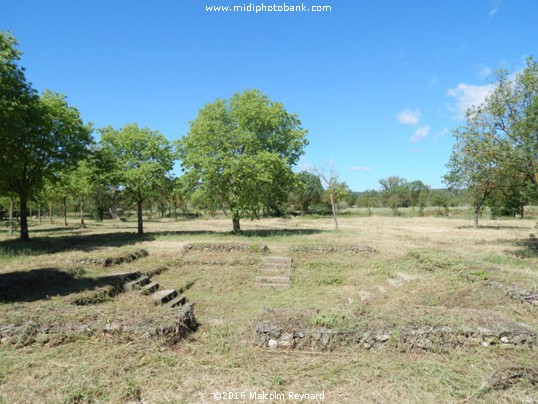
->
[1, 31, 312, 239]
[3, 30, 537, 239]
[0, 169, 469, 230]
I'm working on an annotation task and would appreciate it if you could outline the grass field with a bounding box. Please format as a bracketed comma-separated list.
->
[0, 214, 537, 403]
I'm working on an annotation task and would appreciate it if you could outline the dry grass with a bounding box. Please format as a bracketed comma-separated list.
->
[0, 214, 537, 403]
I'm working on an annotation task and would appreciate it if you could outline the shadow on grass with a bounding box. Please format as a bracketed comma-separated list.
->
[0, 228, 325, 257]
[0, 268, 137, 303]
[510, 238, 538, 258]
[236, 228, 324, 238]
[149, 228, 323, 238]
[456, 225, 527, 230]
[0, 232, 156, 256]
[28, 226, 86, 233]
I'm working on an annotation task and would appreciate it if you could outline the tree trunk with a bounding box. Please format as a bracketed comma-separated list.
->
[38, 204, 42, 224]
[137, 198, 144, 235]
[80, 199, 86, 228]
[232, 211, 241, 233]
[473, 189, 490, 229]
[8, 197, 14, 237]
[49, 201, 53, 224]
[174, 201, 178, 220]
[330, 192, 339, 231]
[19, 194, 29, 241]
[63, 197, 68, 227]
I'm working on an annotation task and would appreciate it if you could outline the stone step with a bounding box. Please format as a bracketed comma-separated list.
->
[256, 276, 290, 284]
[359, 290, 373, 302]
[123, 276, 151, 292]
[396, 272, 415, 282]
[386, 278, 402, 288]
[140, 281, 159, 295]
[263, 257, 292, 266]
[256, 283, 290, 288]
[167, 294, 187, 308]
[151, 289, 178, 304]
[112, 271, 141, 281]
[259, 267, 291, 276]
[261, 262, 291, 269]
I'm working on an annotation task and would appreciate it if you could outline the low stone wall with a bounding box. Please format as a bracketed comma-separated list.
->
[487, 280, 538, 306]
[78, 249, 149, 267]
[290, 245, 378, 254]
[183, 243, 269, 253]
[255, 320, 537, 352]
[1, 303, 198, 348]
[151, 303, 198, 344]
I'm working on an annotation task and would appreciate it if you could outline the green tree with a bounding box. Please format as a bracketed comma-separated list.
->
[290, 171, 324, 215]
[65, 157, 102, 228]
[516, 93, 538, 198]
[379, 176, 408, 215]
[431, 192, 449, 216]
[177, 90, 308, 233]
[487, 187, 521, 218]
[39, 179, 57, 224]
[153, 177, 174, 218]
[406, 180, 430, 212]
[0, 195, 16, 236]
[323, 180, 351, 214]
[444, 126, 508, 227]
[417, 188, 430, 216]
[85, 144, 119, 222]
[171, 176, 194, 218]
[0, 31, 92, 240]
[310, 164, 342, 230]
[356, 189, 380, 216]
[55, 171, 73, 227]
[100, 124, 174, 235]
[444, 58, 538, 227]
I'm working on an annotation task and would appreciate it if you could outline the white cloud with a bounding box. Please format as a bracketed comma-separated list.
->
[489, 0, 501, 18]
[410, 126, 430, 143]
[429, 75, 439, 88]
[397, 109, 421, 126]
[433, 128, 449, 143]
[479, 66, 492, 80]
[409, 147, 421, 153]
[349, 166, 373, 172]
[446, 83, 494, 119]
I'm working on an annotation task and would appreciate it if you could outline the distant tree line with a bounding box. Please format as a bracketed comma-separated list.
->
[287, 173, 474, 217]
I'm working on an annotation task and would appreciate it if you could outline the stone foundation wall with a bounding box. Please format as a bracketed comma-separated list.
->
[255, 320, 537, 351]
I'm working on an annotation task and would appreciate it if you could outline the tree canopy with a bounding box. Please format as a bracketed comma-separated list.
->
[100, 123, 174, 235]
[290, 171, 324, 215]
[0, 31, 92, 239]
[444, 57, 538, 227]
[177, 89, 308, 232]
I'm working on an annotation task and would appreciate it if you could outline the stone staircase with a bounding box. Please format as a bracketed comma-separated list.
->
[122, 272, 188, 308]
[256, 257, 292, 288]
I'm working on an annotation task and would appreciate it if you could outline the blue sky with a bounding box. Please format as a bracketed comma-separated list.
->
[2, 0, 537, 191]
